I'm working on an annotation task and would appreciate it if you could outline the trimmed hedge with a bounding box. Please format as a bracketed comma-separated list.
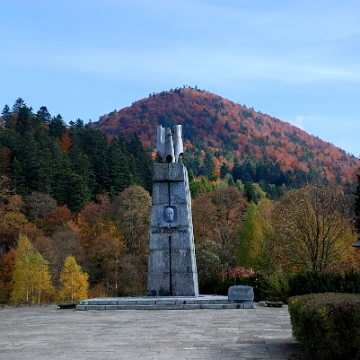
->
[288, 293, 360, 360]
[287, 269, 360, 296]
[201, 269, 360, 303]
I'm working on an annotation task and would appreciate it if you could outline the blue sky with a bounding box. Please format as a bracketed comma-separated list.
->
[1, 0, 359, 156]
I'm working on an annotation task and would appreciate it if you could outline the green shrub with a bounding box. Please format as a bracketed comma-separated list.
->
[278, 270, 360, 303]
[344, 268, 360, 293]
[288, 293, 360, 360]
[260, 273, 290, 302]
[201, 269, 360, 304]
[287, 271, 339, 295]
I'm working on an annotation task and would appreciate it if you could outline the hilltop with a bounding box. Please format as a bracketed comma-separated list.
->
[93, 87, 359, 187]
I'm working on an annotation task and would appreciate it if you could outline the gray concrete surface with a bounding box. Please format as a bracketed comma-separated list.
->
[0, 304, 301, 360]
[76, 295, 254, 310]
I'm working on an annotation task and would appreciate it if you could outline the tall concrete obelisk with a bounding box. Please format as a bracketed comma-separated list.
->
[147, 125, 199, 296]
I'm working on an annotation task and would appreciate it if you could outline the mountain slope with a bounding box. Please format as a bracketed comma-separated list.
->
[93, 87, 359, 184]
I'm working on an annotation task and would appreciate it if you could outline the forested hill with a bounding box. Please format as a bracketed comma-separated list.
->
[93, 87, 359, 189]
[0, 99, 153, 213]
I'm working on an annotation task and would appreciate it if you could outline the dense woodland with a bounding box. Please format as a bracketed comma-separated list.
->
[0, 98, 153, 211]
[1, 94, 360, 304]
[94, 87, 359, 190]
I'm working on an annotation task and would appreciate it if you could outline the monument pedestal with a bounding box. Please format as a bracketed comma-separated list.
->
[147, 163, 199, 296]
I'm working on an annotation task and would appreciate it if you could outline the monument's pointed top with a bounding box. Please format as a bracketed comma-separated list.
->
[157, 125, 183, 163]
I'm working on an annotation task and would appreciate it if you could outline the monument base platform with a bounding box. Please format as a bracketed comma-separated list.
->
[76, 295, 254, 311]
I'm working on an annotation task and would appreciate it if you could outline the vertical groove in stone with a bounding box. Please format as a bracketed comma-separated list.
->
[147, 163, 199, 296]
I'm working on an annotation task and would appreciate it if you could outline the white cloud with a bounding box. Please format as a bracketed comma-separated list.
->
[289, 116, 305, 130]
[287, 115, 360, 156]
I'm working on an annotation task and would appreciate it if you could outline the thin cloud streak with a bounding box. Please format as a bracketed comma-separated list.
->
[2, 44, 360, 86]
[1, 0, 359, 155]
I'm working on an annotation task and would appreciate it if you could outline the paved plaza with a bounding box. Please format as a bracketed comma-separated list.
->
[0, 304, 301, 360]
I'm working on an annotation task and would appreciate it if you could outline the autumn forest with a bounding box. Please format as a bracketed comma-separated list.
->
[1, 88, 360, 304]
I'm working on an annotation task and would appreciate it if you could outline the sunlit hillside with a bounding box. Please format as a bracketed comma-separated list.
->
[93, 87, 359, 184]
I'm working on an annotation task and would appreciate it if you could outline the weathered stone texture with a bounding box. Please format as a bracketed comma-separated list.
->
[147, 163, 199, 296]
[228, 285, 254, 301]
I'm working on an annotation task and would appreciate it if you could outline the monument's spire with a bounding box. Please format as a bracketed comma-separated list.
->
[156, 125, 183, 163]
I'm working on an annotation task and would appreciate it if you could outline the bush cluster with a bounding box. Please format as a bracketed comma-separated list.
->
[288, 293, 360, 360]
[287, 269, 360, 296]
[200, 269, 264, 301]
[201, 269, 360, 303]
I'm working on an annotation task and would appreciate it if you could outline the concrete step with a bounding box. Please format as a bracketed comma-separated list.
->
[76, 295, 254, 311]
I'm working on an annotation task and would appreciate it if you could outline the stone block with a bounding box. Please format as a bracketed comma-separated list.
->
[172, 273, 199, 296]
[154, 305, 180, 310]
[153, 164, 170, 182]
[238, 302, 255, 309]
[135, 299, 157, 305]
[152, 182, 169, 205]
[175, 299, 196, 305]
[150, 205, 163, 226]
[104, 305, 126, 310]
[153, 163, 187, 182]
[97, 300, 118, 305]
[171, 249, 196, 273]
[148, 249, 170, 272]
[148, 234, 169, 250]
[228, 285, 254, 301]
[169, 182, 187, 204]
[155, 299, 176, 305]
[168, 163, 186, 181]
[149, 231, 195, 251]
[175, 203, 192, 226]
[147, 272, 170, 296]
[170, 231, 193, 250]
[183, 304, 202, 310]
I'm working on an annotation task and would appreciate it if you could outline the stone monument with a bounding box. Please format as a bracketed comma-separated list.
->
[147, 125, 199, 296]
[76, 125, 253, 309]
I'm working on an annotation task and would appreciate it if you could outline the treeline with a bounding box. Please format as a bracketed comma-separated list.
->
[1, 98, 360, 304]
[183, 147, 334, 200]
[94, 87, 359, 188]
[1, 98, 354, 209]
[0, 98, 156, 302]
[192, 181, 360, 295]
[1, 178, 359, 303]
[0, 184, 151, 302]
[0, 98, 153, 213]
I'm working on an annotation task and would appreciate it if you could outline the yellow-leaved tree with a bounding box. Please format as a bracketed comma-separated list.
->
[237, 199, 274, 272]
[11, 235, 54, 303]
[59, 255, 88, 301]
[271, 183, 354, 272]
